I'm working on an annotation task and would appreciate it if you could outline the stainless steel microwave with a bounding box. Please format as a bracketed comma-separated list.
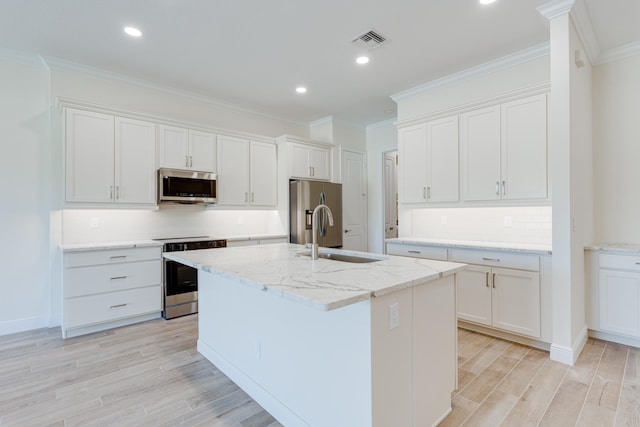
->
[158, 168, 217, 204]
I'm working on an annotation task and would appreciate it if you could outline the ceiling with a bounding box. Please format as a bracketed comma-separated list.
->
[0, 0, 638, 127]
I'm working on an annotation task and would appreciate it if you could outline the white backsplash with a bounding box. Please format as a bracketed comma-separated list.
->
[407, 206, 552, 245]
[61, 206, 285, 244]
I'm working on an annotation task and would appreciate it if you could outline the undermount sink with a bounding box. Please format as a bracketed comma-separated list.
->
[300, 251, 384, 263]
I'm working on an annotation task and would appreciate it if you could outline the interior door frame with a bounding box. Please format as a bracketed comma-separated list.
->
[381, 148, 398, 253]
[341, 149, 368, 251]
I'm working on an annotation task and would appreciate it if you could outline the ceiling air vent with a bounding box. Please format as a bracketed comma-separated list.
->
[352, 29, 388, 49]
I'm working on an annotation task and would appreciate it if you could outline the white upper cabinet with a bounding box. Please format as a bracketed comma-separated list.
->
[66, 109, 115, 203]
[501, 94, 548, 200]
[461, 94, 548, 202]
[217, 136, 277, 206]
[65, 108, 156, 205]
[114, 117, 157, 204]
[159, 125, 216, 172]
[398, 115, 459, 204]
[290, 143, 330, 180]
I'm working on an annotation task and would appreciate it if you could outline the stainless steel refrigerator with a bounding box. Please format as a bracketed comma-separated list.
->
[290, 180, 343, 248]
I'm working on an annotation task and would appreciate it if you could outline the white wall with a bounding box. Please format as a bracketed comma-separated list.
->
[0, 54, 51, 334]
[592, 54, 640, 243]
[366, 120, 397, 253]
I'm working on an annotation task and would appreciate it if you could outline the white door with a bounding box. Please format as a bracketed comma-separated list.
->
[158, 125, 189, 169]
[114, 117, 156, 204]
[341, 150, 367, 251]
[188, 130, 216, 172]
[249, 141, 277, 206]
[599, 269, 640, 338]
[427, 115, 459, 202]
[384, 152, 398, 239]
[65, 108, 114, 203]
[217, 136, 250, 205]
[398, 123, 427, 203]
[492, 267, 541, 338]
[456, 265, 492, 326]
[310, 147, 330, 180]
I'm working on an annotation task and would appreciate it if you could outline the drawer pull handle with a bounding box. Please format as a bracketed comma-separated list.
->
[408, 250, 421, 254]
[492, 273, 496, 288]
[635, 262, 640, 265]
[485, 272, 489, 287]
[482, 257, 500, 262]
[110, 255, 127, 260]
[110, 276, 127, 280]
[110, 304, 127, 309]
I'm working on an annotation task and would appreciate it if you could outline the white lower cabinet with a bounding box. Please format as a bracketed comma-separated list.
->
[62, 245, 162, 338]
[451, 249, 541, 339]
[596, 253, 640, 339]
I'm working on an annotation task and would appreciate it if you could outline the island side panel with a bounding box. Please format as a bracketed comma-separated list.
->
[197, 271, 373, 427]
[413, 275, 457, 425]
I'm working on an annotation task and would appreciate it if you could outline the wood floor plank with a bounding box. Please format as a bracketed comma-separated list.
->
[496, 348, 547, 397]
[440, 394, 480, 426]
[461, 338, 511, 375]
[461, 389, 519, 427]
[458, 354, 522, 404]
[615, 347, 640, 427]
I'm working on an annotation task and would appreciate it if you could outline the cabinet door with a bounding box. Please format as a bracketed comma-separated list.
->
[501, 94, 547, 200]
[427, 116, 459, 202]
[217, 136, 249, 205]
[309, 147, 330, 180]
[492, 267, 541, 338]
[189, 130, 216, 172]
[249, 141, 277, 206]
[599, 269, 640, 338]
[290, 143, 311, 178]
[114, 117, 157, 204]
[158, 125, 189, 169]
[398, 123, 428, 203]
[65, 108, 115, 203]
[456, 265, 492, 326]
[460, 106, 501, 201]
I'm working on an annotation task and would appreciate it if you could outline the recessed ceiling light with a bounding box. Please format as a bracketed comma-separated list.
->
[124, 26, 142, 37]
[356, 56, 370, 65]
[296, 87, 307, 94]
[479, 0, 496, 4]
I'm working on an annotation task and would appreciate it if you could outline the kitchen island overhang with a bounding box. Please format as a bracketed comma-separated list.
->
[165, 243, 466, 426]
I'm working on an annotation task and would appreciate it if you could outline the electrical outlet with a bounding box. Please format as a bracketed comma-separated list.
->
[504, 216, 512, 227]
[440, 216, 448, 225]
[90, 217, 99, 228]
[389, 303, 399, 330]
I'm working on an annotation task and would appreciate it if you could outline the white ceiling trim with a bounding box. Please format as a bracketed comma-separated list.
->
[42, 55, 309, 128]
[366, 118, 396, 132]
[391, 42, 550, 103]
[569, 0, 600, 63]
[537, 0, 575, 20]
[0, 47, 48, 68]
[309, 116, 334, 127]
[596, 41, 640, 65]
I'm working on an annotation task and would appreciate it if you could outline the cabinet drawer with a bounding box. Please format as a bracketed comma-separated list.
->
[450, 249, 539, 271]
[65, 285, 162, 329]
[386, 243, 448, 261]
[65, 246, 161, 268]
[599, 253, 640, 272]
[65, 260, 161, 298]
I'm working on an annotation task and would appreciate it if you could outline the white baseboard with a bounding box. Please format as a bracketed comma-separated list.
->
[0, 315, 50, 336]
[550, 326, 588, 365]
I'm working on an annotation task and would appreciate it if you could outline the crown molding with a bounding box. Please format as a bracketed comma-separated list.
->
[537, 0, 575, 20]
[569, 0, 600, 64]
[309, 116, 334, 127]
[0, 48, 48, 68]
[391, 42, 549, 102]
[42, 55, 309, 128]
[366, 119, 396, 132]
[596, 41, 640, 65]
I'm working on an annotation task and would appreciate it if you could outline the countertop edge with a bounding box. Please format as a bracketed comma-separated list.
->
[61, 240, 163, 252]
[386, 238, 552, 255]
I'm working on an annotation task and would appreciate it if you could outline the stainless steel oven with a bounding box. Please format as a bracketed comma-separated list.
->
[156, 237, 227, 319]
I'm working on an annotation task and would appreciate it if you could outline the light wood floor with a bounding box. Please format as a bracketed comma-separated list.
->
[0, 316, 638, 426]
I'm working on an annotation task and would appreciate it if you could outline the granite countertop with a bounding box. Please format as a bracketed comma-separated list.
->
[61, 240, 163, 252]
[585, 243, 640, 254]
[386, 237, 552, 254]
[164, 243, 466, 311]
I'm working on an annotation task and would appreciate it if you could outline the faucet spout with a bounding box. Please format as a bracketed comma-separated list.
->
[311, 204, 334, 260]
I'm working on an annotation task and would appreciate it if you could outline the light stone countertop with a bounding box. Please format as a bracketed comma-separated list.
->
[61, 240, 163, 252]
[386, 237, 552, 254]
[164, 243, 466, 311]
[585, 243, 640, 254]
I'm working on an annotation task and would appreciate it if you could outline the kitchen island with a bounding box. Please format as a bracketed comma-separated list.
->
[165, 243, 465, 426]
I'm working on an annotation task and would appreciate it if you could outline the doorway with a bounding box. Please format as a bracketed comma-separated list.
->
[341, 150, 368, 251]
[383, 150, 398, 241]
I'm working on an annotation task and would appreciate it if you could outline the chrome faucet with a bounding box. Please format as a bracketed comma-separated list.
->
[311, 204, 334, 260]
